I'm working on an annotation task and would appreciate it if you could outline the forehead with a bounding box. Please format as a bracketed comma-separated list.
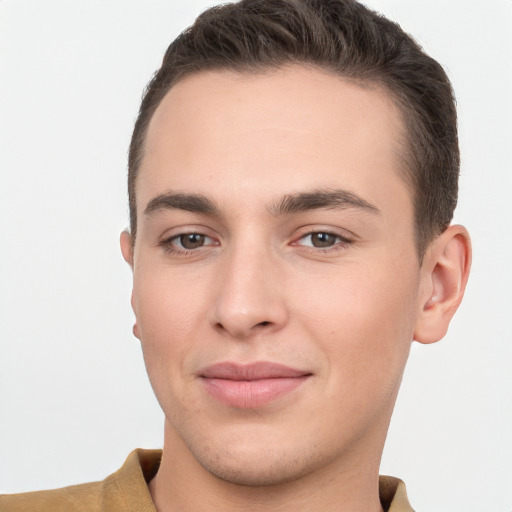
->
[138, 65, 410, 218]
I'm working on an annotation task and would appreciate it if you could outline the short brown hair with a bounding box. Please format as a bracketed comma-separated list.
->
[128, 0, 459, 256]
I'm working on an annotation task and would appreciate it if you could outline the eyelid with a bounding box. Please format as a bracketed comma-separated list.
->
[158, 226, 220, 255]
[173, 233, 215, 247]
[158, 224, 217, 242]
[290, 227, 356, 254]
[291, 225, 356, 243]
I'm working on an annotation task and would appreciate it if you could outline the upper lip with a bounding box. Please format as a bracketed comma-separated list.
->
[199, 362, 311, 380]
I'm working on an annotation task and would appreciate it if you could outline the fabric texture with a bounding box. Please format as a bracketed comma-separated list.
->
[0, 449, 414, 511]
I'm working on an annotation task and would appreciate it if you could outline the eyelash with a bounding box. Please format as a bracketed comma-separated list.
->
[159, 230, 354, 256]
[159, 232, 218, 255]
[292, 231, 353, 253]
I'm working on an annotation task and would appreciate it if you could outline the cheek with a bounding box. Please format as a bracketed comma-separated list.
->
[133, 267, 205, 342]
[132, 271, 205, 395]
[296, 262, 419, 390]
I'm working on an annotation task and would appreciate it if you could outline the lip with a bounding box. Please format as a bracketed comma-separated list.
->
[198, 362, 312, 409]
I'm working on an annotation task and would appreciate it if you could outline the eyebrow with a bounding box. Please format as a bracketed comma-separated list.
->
[144, 192, 219, 216]
[268, 189, 380, 216]
[143, 188, 380, 218]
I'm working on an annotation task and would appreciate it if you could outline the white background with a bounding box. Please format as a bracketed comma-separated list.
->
[0, 1, 511, 510]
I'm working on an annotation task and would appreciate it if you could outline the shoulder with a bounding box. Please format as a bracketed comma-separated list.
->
[0, 449, 161, 512]
[0, 480, 103, 512]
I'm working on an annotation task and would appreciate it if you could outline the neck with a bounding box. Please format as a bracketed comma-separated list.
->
[149, 422, 386, 512]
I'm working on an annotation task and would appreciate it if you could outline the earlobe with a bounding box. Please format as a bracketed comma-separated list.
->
[414, 225, 471, 344]
[120, 230, 134, 268]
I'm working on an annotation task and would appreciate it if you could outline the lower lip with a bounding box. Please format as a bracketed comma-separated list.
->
[201, 376, 309, 408]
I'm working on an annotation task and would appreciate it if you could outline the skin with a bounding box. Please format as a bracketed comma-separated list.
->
[121, 66, 471, 512]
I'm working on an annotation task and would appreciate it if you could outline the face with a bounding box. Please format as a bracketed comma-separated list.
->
[125, 66, 426, 485]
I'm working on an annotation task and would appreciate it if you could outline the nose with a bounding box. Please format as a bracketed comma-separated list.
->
[209, 243, 288, 339]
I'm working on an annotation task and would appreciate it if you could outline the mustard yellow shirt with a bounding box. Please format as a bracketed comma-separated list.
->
[0, 449, 414, 511]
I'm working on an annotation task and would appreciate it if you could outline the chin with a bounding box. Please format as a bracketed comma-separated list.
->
[196, 448, 315, 487]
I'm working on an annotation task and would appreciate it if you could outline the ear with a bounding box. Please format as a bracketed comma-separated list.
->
[120, 229, 134, 268]
[414, 225, 471, 344]
[120, 230, 140, 339]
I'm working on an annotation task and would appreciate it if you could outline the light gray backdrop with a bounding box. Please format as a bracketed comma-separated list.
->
[1, 1, 511, 510]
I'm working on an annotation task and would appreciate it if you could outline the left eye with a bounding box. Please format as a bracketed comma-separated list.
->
[297, 232, 347, 248]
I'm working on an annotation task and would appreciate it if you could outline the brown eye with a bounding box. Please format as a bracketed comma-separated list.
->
[310, 233, 338, 247]
[294, 231, 352, 252]
[160, 232, 217, 255]
[179, 233, 206, 249]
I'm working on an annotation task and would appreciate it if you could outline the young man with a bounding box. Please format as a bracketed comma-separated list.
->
[0, 0, 471, 510]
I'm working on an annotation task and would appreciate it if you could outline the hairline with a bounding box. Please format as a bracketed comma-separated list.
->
[129, 63, 425, 255]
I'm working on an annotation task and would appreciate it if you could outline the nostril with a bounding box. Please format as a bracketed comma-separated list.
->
[257, 321, 271, 327]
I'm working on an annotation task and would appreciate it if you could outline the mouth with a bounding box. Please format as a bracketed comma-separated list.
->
[198, 361, 312, 409]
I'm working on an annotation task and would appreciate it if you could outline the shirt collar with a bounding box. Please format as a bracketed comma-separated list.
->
[102, 449, 414, 512]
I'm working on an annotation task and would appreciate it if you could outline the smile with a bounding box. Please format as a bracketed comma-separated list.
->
[199, 361, 312, 408]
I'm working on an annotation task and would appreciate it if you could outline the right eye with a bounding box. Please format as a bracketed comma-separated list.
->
[160, 232, 218, 254]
